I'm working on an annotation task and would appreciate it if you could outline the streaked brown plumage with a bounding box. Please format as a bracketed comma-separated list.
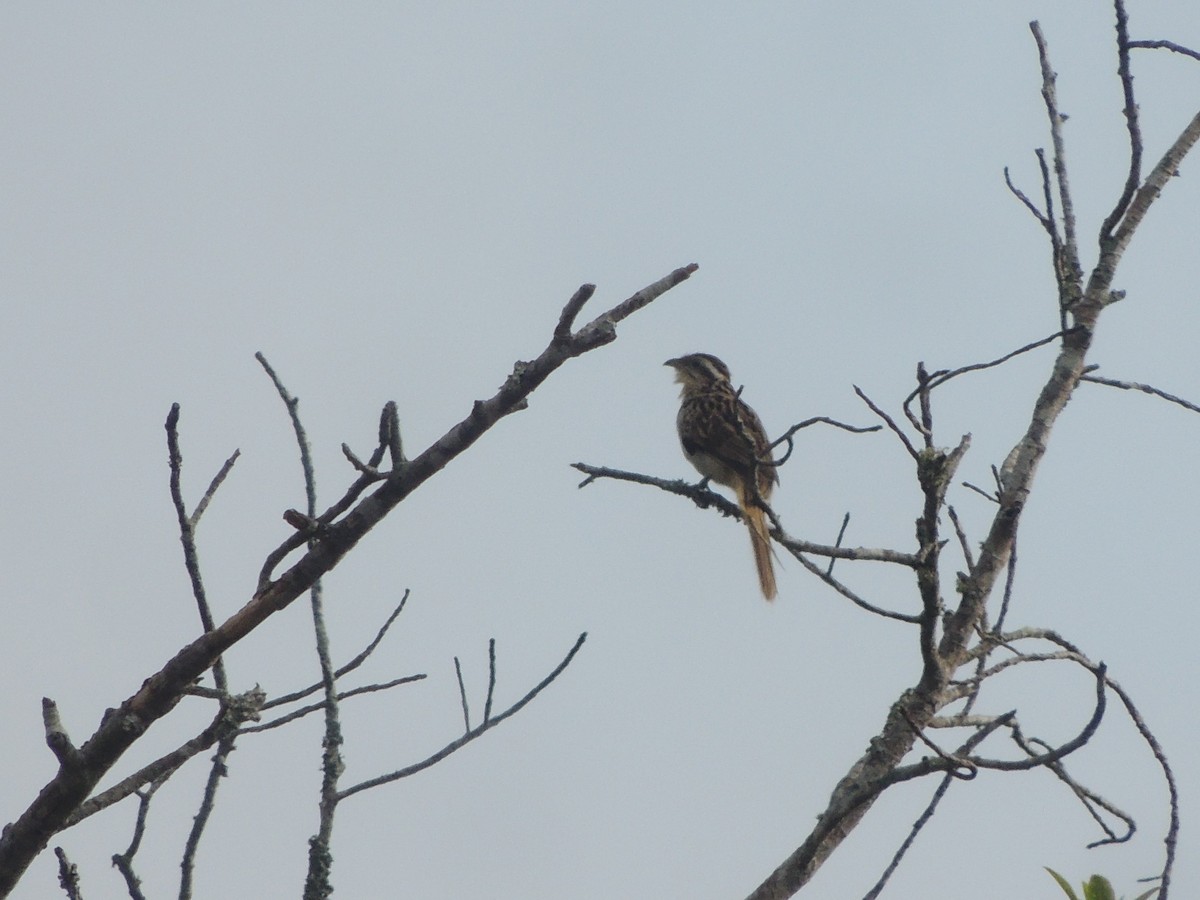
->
[665, 353, 778, 600]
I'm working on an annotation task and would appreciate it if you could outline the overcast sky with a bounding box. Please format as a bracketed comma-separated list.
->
[2, 2, 1199, 898]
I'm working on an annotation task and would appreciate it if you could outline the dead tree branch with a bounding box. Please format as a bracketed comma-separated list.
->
[338, 632, 587, 800]
[0, 266, 694, 896]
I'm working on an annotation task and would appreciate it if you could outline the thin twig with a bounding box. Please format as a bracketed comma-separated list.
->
[111, 780, 158, 900]
[174, 691, 264, 897]
[853, 386, 918, 460]
[256, 354, 348, 900]
[484, 639, 497, 725]
[981, 625, 1176, 889]
[1081, 374, 1200, 415]
[256, 353, 317, 516]
[968, 664, 1107, 772]
[789, 551, 921, 624]
[946, 506, 975, 571]
[264, 590, 413, 710]
[860, 774, 953, 900]
[1106, 675, 1179, 892]
[1100, 0, 1144, 240]
[993, 532, 1019, 635]
[245, 676, 427, 734]
[768, 417, 881, 468]
[960, 480, 998, 503]
[1016, 733, 1132, 846]
[339, 633, 587, 800]
[900, 708, 976, 780]
[862, 710, 1016, 899]
[165, 405, 229, 694]
[189, 450, 240, 531]
[61, 703, 243, 829]
[454, 657, 470, 733]
[900, 332, 1064, 426]
[1030, 21, 1083, 300]
[180, 735, 234, 900]
[1129, 39, 1200, 61]
[826, 513, 850, 578]
[1003, 164, 1053, 231]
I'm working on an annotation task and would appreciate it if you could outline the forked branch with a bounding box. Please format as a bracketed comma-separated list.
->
[0, 266, 695, 897]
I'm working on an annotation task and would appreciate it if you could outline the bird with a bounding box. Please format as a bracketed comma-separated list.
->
[665, 353, 778, 599]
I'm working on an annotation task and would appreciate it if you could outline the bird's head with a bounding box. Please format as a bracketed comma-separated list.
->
[664, 353, 732, 391]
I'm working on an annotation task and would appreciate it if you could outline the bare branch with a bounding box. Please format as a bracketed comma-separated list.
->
[825, 513, 850, 578]
[993, 532, 1019, 634]
[165, 404, 228, 693]
[863, 781, 954, 900]
[553, 283, 596, 343]
[863, 710, 1017, 899]
[111, 780, 162, 900]
[1030, 21, 1084, 300]
[1101, 108, 1200, 274]
[265, 591, 413, 710]
[339, 633, 587, 801]
[53, 847, 82, 900]
[1081, 373, 1200, 415]
[0, 268, 691, 894]
[946, 506, 974, 571]
[254, 265, 696, 594]
[901, 331, 1064, 426]
[775, 417, 881, 441]
[245, 676, 427, 734]
[900, 707, 978, 781]
[1100, 0, 1145, 240]
[1106, 673, 1180, 891]
[853, 386, 918, 460]
[572, 463, 920, 568]
[62, 688, 264, 829]
[1015, 732, 1134, 847]
[181, 733, 235, 900]
[1003, 164, 1053, 231]
[1129, 38, 1200, 61]
[967, 663, 1107, 772]
[484, 639, 497, 725]
[382, 400, 405, 468]
[454, 657, 471, 733]
[41, 698, 79, 769]
[255, 352, 317, 517]
[188, 450, 240, 531]
[788, 551, 921, 624]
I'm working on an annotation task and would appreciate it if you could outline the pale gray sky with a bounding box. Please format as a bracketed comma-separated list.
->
[2, 2, 1199, 898]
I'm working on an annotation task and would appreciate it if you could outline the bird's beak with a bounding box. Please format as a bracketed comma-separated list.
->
[664, 358, 680, 368]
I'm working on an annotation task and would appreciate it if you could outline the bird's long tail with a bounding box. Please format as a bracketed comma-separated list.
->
[737, 485, 777, 600]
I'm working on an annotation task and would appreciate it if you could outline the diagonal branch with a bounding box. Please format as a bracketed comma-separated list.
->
[0, 266, 694, 897]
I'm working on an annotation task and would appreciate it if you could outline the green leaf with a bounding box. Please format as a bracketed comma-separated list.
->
[1045, 868, 1080, 900]
[1082, 874, 1116, 900]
